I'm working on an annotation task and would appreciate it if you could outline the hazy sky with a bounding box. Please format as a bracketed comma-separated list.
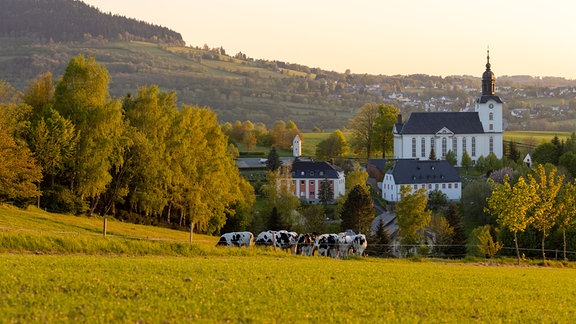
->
[83, 0, 576, 79]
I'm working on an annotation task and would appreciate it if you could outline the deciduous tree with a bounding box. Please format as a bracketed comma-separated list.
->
[486, 175, 537, 264]
[395, 186, 431, 254]
[348, 102, 379, 159]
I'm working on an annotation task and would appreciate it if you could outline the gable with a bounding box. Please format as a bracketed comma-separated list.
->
[399, 112, 484, 135]
[436, 127, 454, 136]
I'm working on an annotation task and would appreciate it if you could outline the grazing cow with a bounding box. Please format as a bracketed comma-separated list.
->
[314, 234, 339, 258]
[216, 232, 254, 247]
[337, 232, 355, 258]
[352, 234, 368, 256]
[255, 230, 298, 253]
[295, 233, 317, 256]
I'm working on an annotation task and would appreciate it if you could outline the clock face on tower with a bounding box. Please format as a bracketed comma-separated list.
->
[489, 103, 494, 108]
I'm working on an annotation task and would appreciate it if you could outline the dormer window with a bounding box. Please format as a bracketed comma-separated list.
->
[310, 171, 314, 176]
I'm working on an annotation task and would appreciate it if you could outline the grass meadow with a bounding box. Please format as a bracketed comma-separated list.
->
[2, 254, 576, 322]
[3, 205, 576, 322]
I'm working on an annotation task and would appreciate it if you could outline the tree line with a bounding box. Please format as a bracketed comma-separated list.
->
[0, 55, 251, 234]
[1, 0, 183, 44]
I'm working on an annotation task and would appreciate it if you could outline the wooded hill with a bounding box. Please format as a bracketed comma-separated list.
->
[2, 0, 576, 131]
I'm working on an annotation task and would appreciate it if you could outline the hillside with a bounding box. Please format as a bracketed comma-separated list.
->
[1, 0, 575, 131]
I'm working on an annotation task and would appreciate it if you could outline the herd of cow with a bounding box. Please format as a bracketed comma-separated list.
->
[216, 230, 368, 259]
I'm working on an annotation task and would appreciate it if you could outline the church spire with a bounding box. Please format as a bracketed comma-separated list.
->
[482, 48, 495, 95]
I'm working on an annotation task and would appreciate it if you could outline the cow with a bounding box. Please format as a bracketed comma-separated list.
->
[351, 234, 368, 256]
[337, 232, 355, 258]
[295, 233, 317, 256]
[314, 234, 339, 258]
[216, 231, 254, 247]
[255, 230, 298, 253]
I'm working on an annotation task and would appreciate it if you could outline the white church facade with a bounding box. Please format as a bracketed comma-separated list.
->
[393, 53, 503, 166]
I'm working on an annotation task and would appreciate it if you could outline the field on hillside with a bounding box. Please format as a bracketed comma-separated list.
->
[2, 254, 576, 322]
[503, 130, 572, 147]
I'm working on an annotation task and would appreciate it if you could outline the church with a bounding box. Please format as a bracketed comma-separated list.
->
[392, 53, 503, 166]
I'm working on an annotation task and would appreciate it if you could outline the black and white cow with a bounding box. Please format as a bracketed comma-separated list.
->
[295, 233, 317, 256]
[351, 234, 368, 256]
[216, 231, 254, 247]
[314, 234, 339, 258]
[337, 232, 355, 258]
[255, 230, 298, 252]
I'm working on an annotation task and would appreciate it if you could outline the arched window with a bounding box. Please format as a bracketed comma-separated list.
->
[441, 137, 447, 158]
[489, 112, 494, 121]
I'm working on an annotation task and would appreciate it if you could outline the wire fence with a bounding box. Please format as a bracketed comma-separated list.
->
[3, 226, 576, 260]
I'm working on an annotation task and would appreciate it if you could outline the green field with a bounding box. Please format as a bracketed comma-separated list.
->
[3, 205, 576, 322]
[2, 255, 576, 322]
[504, 130, 572, 146]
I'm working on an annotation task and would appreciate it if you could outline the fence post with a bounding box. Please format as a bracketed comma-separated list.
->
[103, 217, 107, 238]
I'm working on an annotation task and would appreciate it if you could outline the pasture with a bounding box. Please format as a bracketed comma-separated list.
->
[2, 254, 576, 322]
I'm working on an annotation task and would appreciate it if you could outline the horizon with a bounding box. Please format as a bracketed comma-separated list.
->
[83, 0, 576, 80]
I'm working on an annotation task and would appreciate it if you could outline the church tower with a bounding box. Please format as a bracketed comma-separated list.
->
[475, 50, 503, 158]
[292, 135, 301, 157]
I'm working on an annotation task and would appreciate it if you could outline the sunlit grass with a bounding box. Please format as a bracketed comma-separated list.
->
[1, 255, 576, 322]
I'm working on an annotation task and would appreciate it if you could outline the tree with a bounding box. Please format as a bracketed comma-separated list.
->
[428, 148, 437, 160]
[315, 130, 349, 160]
[445, 150, 457, 166]
[461, 151, 472, 170]
[0, 116, 42, 203]
[348, 102, 379, 159]
[559, 152, 576, 179]
[466, 225, 502, 258]
[445, 202, 466, 258]
[53, 55, 124, 212]
[366, 218, 392, 257]
[344, 161, 369, 193]
[318, 178, 333, 205]
[532, 142, 559, 165]
[556, 181, 576, 261]
[486, 175, 537, 265]
[340, 184, 374, 234]
[429, 215, 454, 257]
[427, 190, 448, 214]
[260, 169, 299, 230]
[372, 104, 400, 158]
[297, 204, 326, 233]
[395, 186, 431, 254]
[507, 140, 521, 162]
[461, 178, 493, 231]
[530, 164, 564, 261]
[266, 147, 282, 172]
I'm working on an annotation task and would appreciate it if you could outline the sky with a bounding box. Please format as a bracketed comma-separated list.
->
[83, 0, 576, 79]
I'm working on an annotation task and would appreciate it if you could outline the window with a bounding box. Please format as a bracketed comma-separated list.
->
[452, 137, 457, 158]
[421, 137, 426, 157]
[489, 124, 493, 131]
[435, 184, 439, 190]
[310, 191, 315, 196]
[413, 185, 417, 190]
[319, 171, 324, 176]
[300, 171, 305, 176]
[430, 138, 435, 155]
[489, 136, 494, 153]
[412, 137, 417, 158]
[448, 183, 452, 189]
[462, 137, 467, 154]
[455, 183, 459, 188]
[471, 137, 476, 157]
[310, 171, 314, 176]
[301, 180, 305, 185]
[428, 184, 432, 189]
[310, 180, 314, 185]
[442, 183, 446, 189]
[441, 137, 447, 158]
[489, 112, 493, 121]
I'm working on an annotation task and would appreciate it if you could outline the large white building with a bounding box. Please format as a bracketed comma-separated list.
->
[393, 53, 503, 166]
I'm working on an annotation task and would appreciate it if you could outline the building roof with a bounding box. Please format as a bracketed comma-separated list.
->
[387, 159, 461, 184]
[476, 94, 503, 103]
[395, 112, 485, 135]
[290, 161, 342, 179]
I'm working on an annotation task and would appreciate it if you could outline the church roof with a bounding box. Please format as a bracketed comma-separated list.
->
[387, 159, 461, 184]
[396, 112, 485, 135]
[290, 161, 342, 179]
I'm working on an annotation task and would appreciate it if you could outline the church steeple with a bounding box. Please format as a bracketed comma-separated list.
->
[482, 49, 495, 95]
